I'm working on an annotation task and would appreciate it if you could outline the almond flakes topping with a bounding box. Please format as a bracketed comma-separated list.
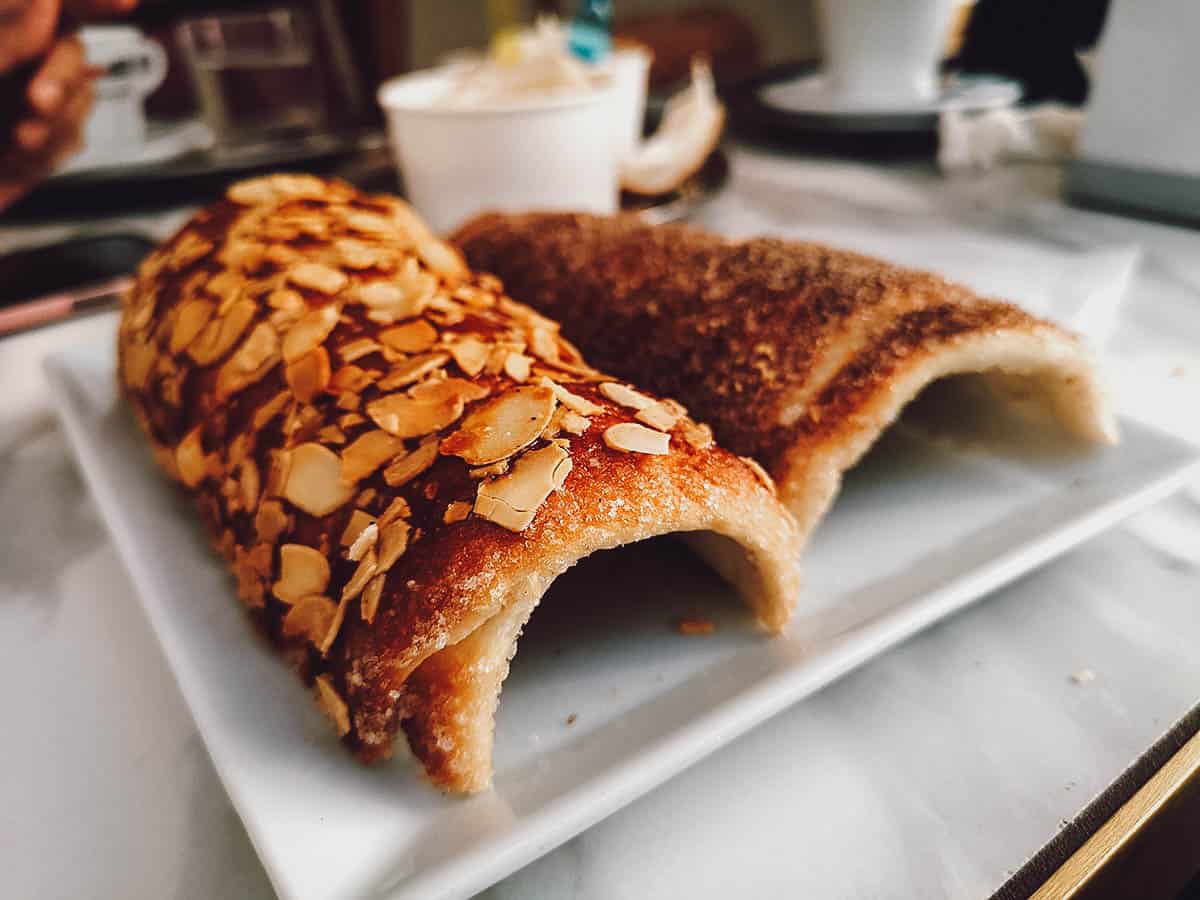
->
[347, 521, 378, 561]
[274, 544, 331, 604]
[635, 401, 681, 432]
[382, 438, 439, 487]
[443, 501, 471, 524]
[603, 422, 670, 455]
[360, 574, 385, 624]
[380, 320, 438, 354]
[474, 442, 572, 532]
[285, 346, 331, 403]
[447, 336, 490, 377]
[314, 675, 351, 736]
[599, 382, 655, 411]
[169, 299, 215, 354]
[377, 519, 411, 571]
[282, 304, 340, 363]
[338, 337, 383, 363]
[339, 509, 377, 547]
[188, 297, 257, 365]
[282, 594, 337, 645]
[339, 430, 406, 483]
[537, 376, 603, 416]
[288, 262, 348, 295]
[283, 443, 355, 516]
[440, 385, 556, 466]
[366, 392, 464, 439]
[375, 352, 450, 391]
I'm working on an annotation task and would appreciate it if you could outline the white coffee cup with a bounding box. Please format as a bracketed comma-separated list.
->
[816, 0, 955, 108]
[73, 26, 167, 169]
[378, 65, 620, 234]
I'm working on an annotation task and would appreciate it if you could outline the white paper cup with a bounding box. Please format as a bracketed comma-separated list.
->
[378, 66, 620, 234]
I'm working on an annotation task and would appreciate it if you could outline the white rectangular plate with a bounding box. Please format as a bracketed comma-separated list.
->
[46, 341, 1200, 900]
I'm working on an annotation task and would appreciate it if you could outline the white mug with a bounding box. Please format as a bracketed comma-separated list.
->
[378, 66, 620, 234]
[602, 46, 651, 162]
[816, 0, 956, 108]
[72, 25, 167, 169]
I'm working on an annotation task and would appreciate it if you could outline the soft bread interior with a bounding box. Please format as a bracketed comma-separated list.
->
[401, 517, 797, 793]
[779, 325, 1117, 539]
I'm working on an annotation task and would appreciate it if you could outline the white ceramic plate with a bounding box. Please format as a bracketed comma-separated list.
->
[46, 341, 1200, 900]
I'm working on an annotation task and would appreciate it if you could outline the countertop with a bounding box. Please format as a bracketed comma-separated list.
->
[2, 147, 1198, 900]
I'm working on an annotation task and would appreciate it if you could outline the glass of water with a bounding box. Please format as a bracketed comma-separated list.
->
[177, 8, 327, 148]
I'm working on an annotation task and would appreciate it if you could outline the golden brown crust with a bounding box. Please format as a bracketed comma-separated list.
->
[453, 212, 1117, 531]
[118, 175, 802, 792]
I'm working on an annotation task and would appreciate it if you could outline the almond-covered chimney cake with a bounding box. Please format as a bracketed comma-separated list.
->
[118, 174, 802, 793]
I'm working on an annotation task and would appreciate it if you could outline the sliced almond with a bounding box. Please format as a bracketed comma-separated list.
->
[347, 521, 378, 562]
[317, 424, 346, 445]
[338, 412, 366, 430]
[446, 336, 490, 377]
[284, 443, 355, 516]
[443, 501, 471, 524]
[340, 430, 405, 483]
[120, 336, 156, 390]
[503, 352, 532, 383]
[188, 297, 257, 365]
[216, 322, 280, 400]
[228, 173, 325, 206]
[288, 262, 347, 295]
[635, 401, 681, 432]
[417, 238, 468, 281]
[340, 509, 377, 547]
[474, 443, 572, 532]
[175, 425, 209, 488]
[341, 548, 378, 603]
[527, 326, 560, 364]
[408, 376, 490, 405]
[169, 299, 215, 354]
[336, 238, 392, 271]
[440, 385, 556, 466]
[314, 675, 351, 737]
[239, 458, 261, 512]
[205, 270, 244, 314]
[356, 487, 378, 507]
[377, 496, 412, 528]
[679, 419, 714, 450]
[377, 519, 410, 572]
[599, 382, 656, 411]
[537, 376, 603, 416]
[267, 288, 306, 315]
[423, 294, 465, 326]
[285, 346, 331, 403]
[338, 337, 383, 363]
[273, 544, 331, 604]
[360, 574, 386, 624]
[603, 422, 670, 455]
[366, 392, 464, 439]
[167, 232, 213, 270]
[469, 459, 510, 479]
[380, 320, 438, 354]
[329, 365, 377, 394]
[557, 409, 591, 435]
[263, 242, 301, 266]
[336, 391, 360, 411]
[282, 594, 338, 645]
[256, 499, 291, 543]
[253, 390, 292, 431]
[381, 437, 439, 487]
[265, 449, 292, 498]
[282, 304, 340, 363]
[375, 352, 450, 391]
[341, 209, 393, 235]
